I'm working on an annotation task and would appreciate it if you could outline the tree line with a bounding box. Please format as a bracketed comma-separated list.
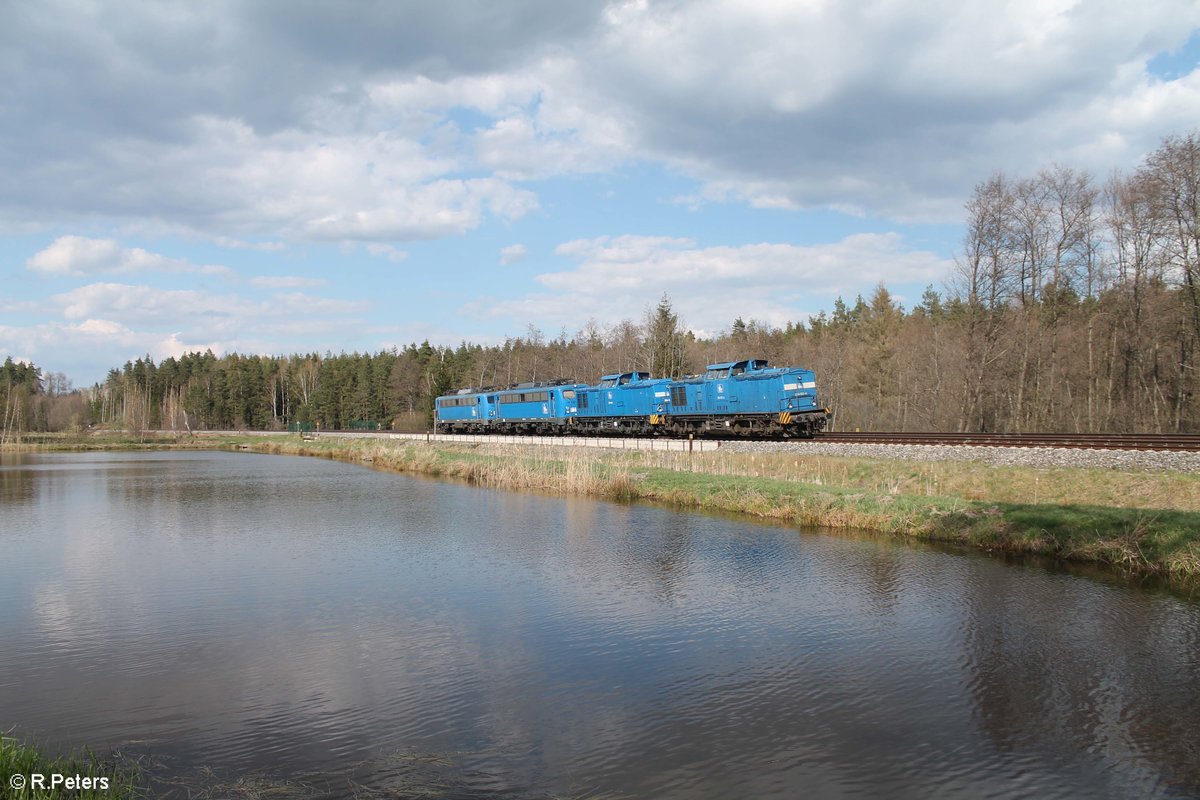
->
[5, 131, 1198, 436]
[2, 357, 88, 442]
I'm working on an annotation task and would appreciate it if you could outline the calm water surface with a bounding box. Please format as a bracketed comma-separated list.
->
[1, 451, 1198, 798]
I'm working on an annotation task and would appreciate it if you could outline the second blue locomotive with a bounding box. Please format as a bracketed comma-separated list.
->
[436, 358, 828, 438]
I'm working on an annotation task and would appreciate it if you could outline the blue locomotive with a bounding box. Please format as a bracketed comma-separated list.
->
[493, 382, 586, 433]
[652, 359, 826, 437]
[435, 358, 828, 438]
[576, 371, 673, 433]
[434, 389, 492, 432]
[435, 381, 586, 434]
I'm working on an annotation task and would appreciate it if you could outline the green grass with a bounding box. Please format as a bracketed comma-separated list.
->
[1, 733, 144, 799]
[0, 430, 250, 452]
[628, 466, 1200, 576]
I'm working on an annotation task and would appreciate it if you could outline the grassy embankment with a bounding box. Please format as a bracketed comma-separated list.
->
[0, 733, 143, 799]
[6, 430, 1200, 583]
[0, 431, 240, 452]
[237, 435, 1200, 584]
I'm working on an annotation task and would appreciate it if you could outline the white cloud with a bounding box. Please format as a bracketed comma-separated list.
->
[0, 319, 223, 385]
[5, 108, 539, 243]
[365, 243, 409, 263]
[297, 176, 539, 241]
[53, 283, 237, 327]
[577, 0, 1200, 219]
[213, 236, 287, 252]
[3, 2, 1197, 234]
[27, 236, 235, 278]
[500, 243, 528, 264]
[27, 236, 122, 275]
[4, 277, 376, 384]
[50, 282, 365, 329]
[249, 275, 328, 288]
[470, 232, 951, 332]
[73, 318, 127, 336]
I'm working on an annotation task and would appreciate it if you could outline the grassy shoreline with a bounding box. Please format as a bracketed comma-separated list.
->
[237, 435, 1200, 586]
[6, 432, 1200, 586]
[0, 733, 143, 799]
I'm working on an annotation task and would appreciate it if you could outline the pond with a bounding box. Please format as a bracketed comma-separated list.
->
[1, 450, 1198, 798]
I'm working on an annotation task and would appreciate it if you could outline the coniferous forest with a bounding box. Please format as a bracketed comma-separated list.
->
[4, 132, 1199, 437]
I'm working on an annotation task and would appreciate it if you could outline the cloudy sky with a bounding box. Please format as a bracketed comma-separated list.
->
[2, 0, 1198, 386]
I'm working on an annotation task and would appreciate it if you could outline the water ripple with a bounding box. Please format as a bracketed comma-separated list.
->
[1, 451, 1198, 799]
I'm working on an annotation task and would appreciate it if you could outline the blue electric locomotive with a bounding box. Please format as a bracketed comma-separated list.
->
[434, 381, 585, 434]
[434, 389, 492, 432]
[493, 382, 585, 433]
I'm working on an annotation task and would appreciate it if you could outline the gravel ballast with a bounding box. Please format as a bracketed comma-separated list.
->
[719, 440, 1200, 473]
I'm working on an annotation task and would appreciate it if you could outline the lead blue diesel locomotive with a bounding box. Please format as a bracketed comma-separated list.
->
[435, 358, 828, 438]
[651, 358, 827, 437]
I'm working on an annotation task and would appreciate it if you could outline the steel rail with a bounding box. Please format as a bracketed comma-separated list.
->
[816, 432, 1200, 452]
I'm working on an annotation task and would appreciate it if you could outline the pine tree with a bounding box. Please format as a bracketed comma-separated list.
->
[645, 294, 688, 378]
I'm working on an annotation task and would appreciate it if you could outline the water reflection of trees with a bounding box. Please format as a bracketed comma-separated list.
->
[14, 452, 1200, 797]
[0, 454, 34, 505]
[962, 570, 1200, 795]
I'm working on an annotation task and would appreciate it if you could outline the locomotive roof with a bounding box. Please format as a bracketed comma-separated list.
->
[706, 359, 770, 370]
[599, 371, 652, 381]
[502, 379, 578, 391]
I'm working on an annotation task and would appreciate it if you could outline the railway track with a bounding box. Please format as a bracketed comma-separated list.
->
[816, 432, 1200, 452]
[275, 429, 1200, 453]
